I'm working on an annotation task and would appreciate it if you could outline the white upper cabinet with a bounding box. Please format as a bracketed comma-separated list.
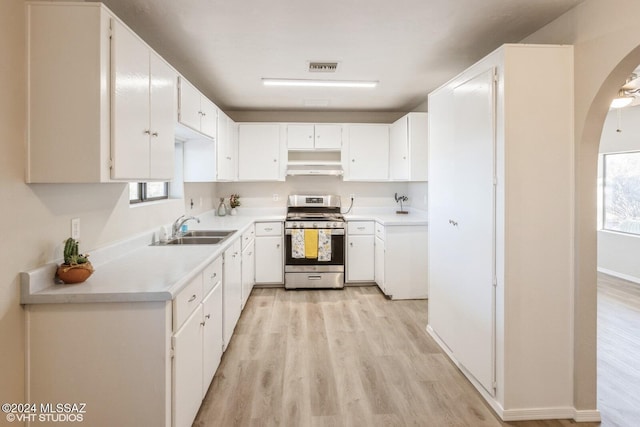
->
[216, 111, 238, 181]
[389, 112, 428, 181]
[111, 21, 176, 181]
[238, 124, 283, 181]
[177, 77, 217, 140]
[27, 3, 179, 183]
[287, 124, 342, 150]
[344, 124, 390, 181]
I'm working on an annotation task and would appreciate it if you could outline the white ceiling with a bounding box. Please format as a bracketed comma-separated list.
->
[99, 0, 584, 112]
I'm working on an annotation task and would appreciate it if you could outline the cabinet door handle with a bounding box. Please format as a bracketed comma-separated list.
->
[248, 252, 253, 256]
[276, 244, 280, 248]
[198, 111, 203, 116]
[265, 227, 273, 231]
[273, 159, 277, 162]
[205, 314, 211, 319]
[226, 156, 232, 160]
[188, 294, 197, 302]
[352, 159, 355, 162]
[200, 321, 206, 326]
[357, 227, 365, 230]
[144, 130, 151, 135]
[151, 132, 159, 137]
[350, 242, 354, 247]
[448, 219, 459, 227]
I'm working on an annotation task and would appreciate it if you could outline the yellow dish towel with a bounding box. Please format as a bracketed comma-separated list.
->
[304, 229, 318, 259]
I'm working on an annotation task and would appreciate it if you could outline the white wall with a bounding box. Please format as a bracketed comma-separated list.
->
[216, 178, 412, 211]
[597, 106, 640, 283]
[522, 0, 640, 413]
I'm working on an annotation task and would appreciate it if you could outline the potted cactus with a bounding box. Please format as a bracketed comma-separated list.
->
[56, 237, 94, 284]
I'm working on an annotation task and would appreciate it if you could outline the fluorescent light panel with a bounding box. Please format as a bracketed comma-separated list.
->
[262, 78, 377, 88]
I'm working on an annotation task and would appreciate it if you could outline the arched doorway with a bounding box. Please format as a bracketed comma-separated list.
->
[573, 45, 640, 420]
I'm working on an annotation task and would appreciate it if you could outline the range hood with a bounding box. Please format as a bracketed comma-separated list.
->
[286, 160, 343, 177]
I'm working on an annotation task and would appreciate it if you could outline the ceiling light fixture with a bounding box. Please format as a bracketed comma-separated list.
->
[611, 89, 634, 109]
[262, 78, 378, 88]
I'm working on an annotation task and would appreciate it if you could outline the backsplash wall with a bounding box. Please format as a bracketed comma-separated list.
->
[215, 178, 416, 211]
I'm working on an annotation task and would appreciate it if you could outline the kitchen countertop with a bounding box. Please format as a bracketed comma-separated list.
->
[20, 209, 285, 305]
[343, 207, 428, 226]
[20, 207, 427, 305]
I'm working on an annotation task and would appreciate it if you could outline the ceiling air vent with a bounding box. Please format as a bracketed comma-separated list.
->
[309, 62, 338, 73]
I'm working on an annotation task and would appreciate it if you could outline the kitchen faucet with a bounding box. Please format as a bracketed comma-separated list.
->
[172, 215, 200, 237]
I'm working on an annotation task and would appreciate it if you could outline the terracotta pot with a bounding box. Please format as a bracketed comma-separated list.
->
[57, 263, 94, 284]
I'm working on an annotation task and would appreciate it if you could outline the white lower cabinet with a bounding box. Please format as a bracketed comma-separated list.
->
[172, 304, 204, 427]
[375, 223, 428, 299]
[223, 239, 242, 348]
[346, 221, 375, 282]
[254, 222, 284, 284]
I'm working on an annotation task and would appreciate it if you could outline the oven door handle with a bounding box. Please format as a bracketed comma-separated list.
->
[285, 229, 345, 235]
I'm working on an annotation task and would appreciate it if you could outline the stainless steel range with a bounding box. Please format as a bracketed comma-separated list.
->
[284, 195, 345, 289]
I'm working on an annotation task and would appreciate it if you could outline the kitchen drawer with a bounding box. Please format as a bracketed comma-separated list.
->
[348, 221, 374, 235]
[202, 256, 222, 296]
[375, 222, 385, 240]
[255, 222, 282, 236]
[241, 225, 255, 249]
[173, 274, 203, 330]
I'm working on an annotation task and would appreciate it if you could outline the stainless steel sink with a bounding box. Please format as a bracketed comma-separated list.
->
[152, 230, 236, 246]
[165, 236, 225, 245]
[183, 230, 236, 238]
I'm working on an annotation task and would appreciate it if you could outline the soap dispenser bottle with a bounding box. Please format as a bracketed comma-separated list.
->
[217, 197, 227, 216]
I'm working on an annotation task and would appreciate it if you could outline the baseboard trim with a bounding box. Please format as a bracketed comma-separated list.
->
[598, 267, 640, 284]
[426, 324, 601, 423]
[573, 409, 602, 422]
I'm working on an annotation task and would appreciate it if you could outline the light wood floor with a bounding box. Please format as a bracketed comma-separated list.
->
[193, 278, 638, 427]
[597, 273, 640, 427]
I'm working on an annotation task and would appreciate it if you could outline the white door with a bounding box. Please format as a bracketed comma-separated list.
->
[200, 97, 217, 139]
[389, 116, 409, 180]
[346, 235, 375, 282]
[347, 125, 389, 180]
[287, 124, 314, 149]
[111, 21, 150, 180]
[451, 68, 496, 394]
[255, 236, 283, 283]
[314, 124, 342, 149]
[172, 305, 203, 427]
[202, 283, 222, 397]
[223, 240, 242, 347]
[374, 235, 386, 293]
[148, 53, 176, 180]
[178, 77, 202, 132]
[241, 240, 255, 308]
[238, 124, 281, 180]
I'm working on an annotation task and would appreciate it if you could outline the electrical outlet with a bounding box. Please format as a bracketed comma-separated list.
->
[273, 194, 279, 201]
[71, 218, 80, 240]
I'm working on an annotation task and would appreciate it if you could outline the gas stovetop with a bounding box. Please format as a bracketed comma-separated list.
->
[286, 194, 344, 229]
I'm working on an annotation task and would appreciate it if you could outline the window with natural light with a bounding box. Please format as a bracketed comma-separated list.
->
[129, 182, 169, 204]
[603, 151, 640, 235]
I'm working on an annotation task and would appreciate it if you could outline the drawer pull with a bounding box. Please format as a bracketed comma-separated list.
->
[308, 275, 322, 280]
[357, 227, 365, 230]
[264, 227, 273, 231]
[188, 294, 197, 302]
